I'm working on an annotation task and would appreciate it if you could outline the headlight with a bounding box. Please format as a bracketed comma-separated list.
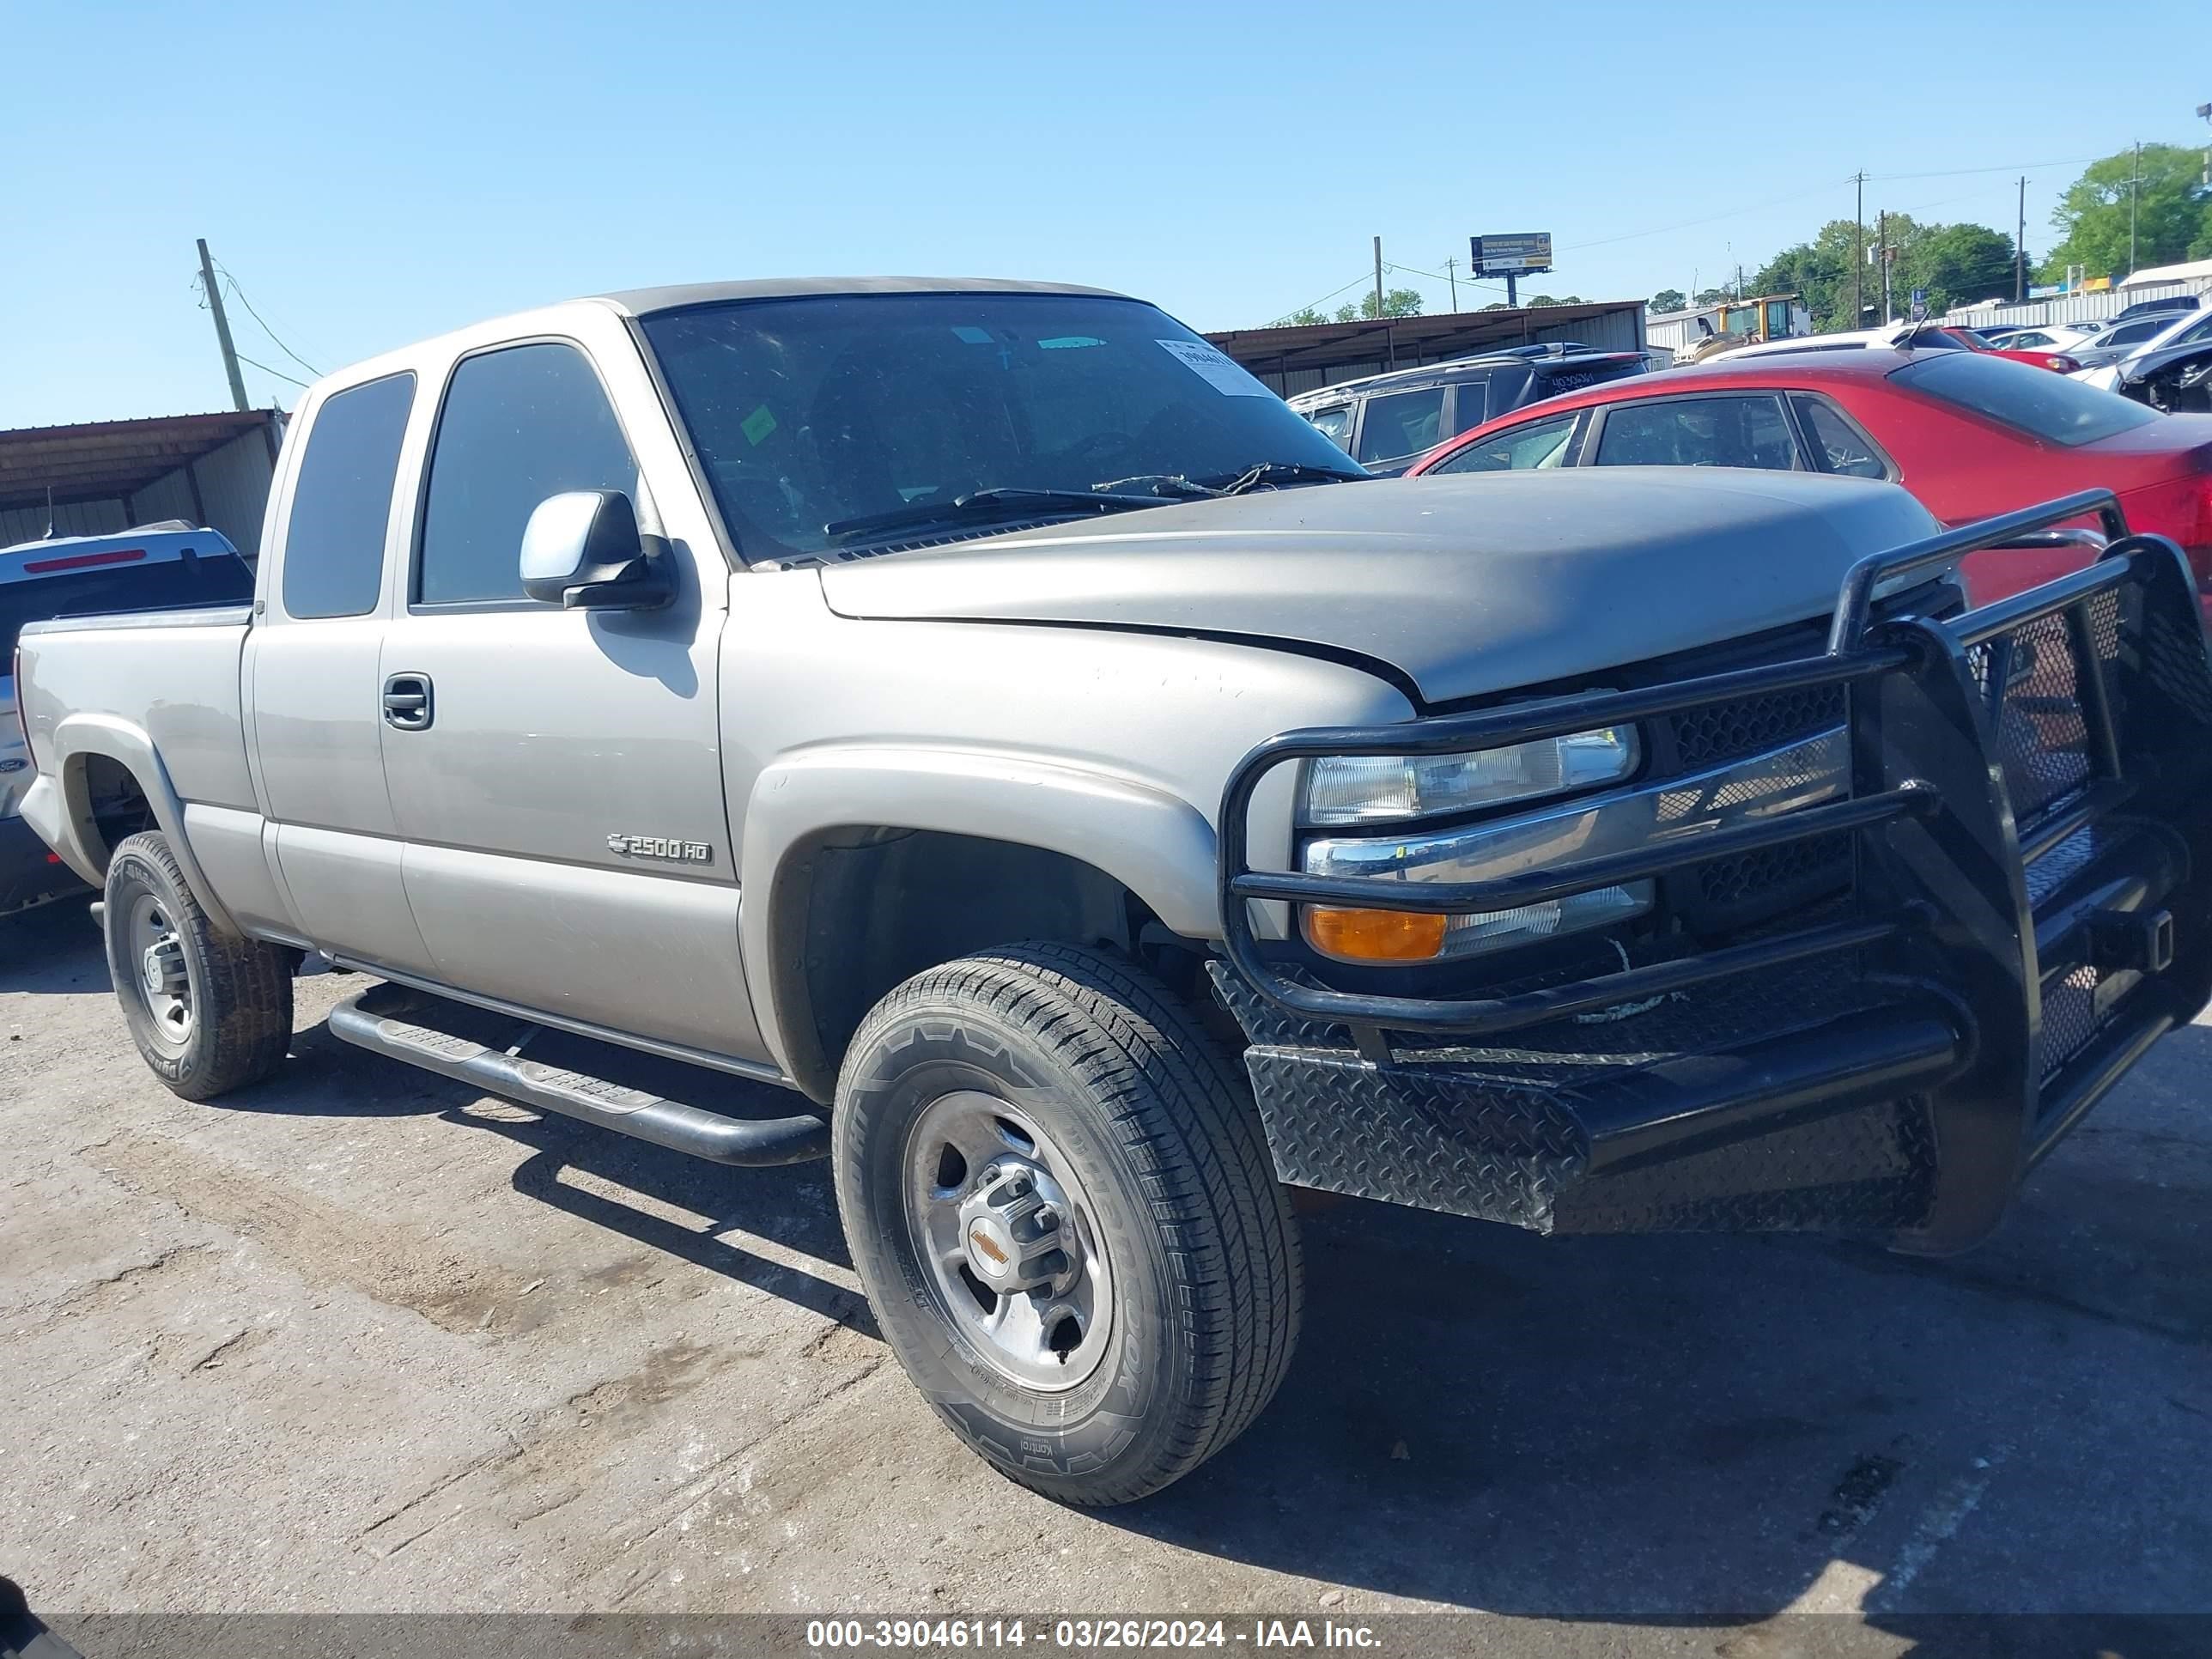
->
[1297, 722, 1846, 966]
[1298, 726, 1639, 827]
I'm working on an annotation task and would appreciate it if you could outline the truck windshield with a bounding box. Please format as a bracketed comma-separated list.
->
[641, 293, 1364, 557]
[1, 556, 252, 663]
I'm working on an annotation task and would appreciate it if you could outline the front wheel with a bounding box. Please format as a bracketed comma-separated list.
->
[833, 943, 1301, 1506]
[103, 831, 292, 1100]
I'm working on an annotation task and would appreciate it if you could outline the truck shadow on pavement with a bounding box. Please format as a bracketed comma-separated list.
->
[277, 1024, 874, 1338]
[1098, 1024, 2212, 1632]
[0, 904, 106, 995]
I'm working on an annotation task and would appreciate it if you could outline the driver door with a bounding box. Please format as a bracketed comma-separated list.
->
[376, 332, 768, 1064]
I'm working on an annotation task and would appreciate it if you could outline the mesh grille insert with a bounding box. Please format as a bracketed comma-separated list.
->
[1670, 684, 1846, 771]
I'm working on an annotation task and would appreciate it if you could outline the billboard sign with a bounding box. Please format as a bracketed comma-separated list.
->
[1471, 233, 1553, 276]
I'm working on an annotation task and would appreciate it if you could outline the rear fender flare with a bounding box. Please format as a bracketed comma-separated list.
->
[44, 713, 241, 937]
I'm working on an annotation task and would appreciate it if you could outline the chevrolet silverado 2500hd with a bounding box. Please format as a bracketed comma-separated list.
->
[15, 278, 2212, 1506]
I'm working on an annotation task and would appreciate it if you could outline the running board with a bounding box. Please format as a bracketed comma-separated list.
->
[326, 983, 829, 1167]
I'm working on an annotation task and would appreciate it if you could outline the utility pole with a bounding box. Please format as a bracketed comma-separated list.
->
[2015, 176, 2027, 301]
[196, 238, 249, 413]
[1852, 171, 1866, 326]
[1372, 236, 1384, 320]
[1879, 210, 1890, 325]
[1444, 256, 1458, 313]
[2129, 141, 2141, 277]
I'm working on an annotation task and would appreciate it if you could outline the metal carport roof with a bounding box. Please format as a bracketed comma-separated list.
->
[1206, 301, 1646, 381]
[0, 410, 277, 511]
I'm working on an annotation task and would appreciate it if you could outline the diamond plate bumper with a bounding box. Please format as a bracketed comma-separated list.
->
[1215, 495, 2212, 1251]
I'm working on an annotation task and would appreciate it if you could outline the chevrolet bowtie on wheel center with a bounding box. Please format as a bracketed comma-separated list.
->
[14, 279, 2211, 1504]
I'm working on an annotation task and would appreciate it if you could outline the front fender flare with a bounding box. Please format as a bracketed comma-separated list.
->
[741, 745, 1218, 1096]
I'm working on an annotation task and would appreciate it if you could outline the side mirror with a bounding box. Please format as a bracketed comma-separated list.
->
[520, 490, 675, 610]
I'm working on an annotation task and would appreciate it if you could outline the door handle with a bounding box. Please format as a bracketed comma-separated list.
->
[382, 672, 434, 731]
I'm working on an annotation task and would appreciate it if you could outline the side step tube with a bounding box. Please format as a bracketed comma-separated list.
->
[327, 985, 829, 1167]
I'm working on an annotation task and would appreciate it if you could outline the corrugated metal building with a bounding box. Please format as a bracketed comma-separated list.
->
[1940, 275, 2212, 335]
[1206, 301, 1648, 398]
[0, 410, 285, 557]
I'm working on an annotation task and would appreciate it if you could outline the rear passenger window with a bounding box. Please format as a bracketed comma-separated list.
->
[1593, 395, 1798, 471]
[281, 372, 415, 619]
[416, 343, 639, 605]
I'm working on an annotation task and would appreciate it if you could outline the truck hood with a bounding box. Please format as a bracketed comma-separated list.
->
[817, 470, 1940, 705]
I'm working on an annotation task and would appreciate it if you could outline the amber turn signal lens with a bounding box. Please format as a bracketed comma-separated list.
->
[1304, 906, 1449, 962]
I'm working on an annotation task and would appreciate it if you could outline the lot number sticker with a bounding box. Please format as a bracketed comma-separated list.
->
[1157, 338, 1270, 396]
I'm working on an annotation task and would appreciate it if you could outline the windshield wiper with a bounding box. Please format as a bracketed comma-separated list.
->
[823, 487, 1166, 543]
[1187, 461, 1370, 494]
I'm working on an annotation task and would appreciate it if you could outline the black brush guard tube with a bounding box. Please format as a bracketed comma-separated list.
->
[1215, 491, 2212, 1251]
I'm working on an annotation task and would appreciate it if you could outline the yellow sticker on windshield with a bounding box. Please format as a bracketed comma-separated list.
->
[741, 404, 778, 446]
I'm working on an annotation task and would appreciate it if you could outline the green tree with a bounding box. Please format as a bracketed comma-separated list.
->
[2039, 144, 2212, 283]
[1899, 222, 2017, 312]
[1341, 288, 1424, 319]
[1279, 307, 1332, 326]
[1691, 286, 1733, 307]
[1751, 219, 1886, 331]
[1650, 288, 1687, 313]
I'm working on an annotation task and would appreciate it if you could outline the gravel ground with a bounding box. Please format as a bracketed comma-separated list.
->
[3, 899, 2208, 1655]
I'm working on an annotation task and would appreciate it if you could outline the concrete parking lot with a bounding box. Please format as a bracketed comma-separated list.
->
[4, 898, 2209, 1654]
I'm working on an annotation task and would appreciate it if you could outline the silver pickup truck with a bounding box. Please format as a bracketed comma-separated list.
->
[16, 278, 2212, 1507]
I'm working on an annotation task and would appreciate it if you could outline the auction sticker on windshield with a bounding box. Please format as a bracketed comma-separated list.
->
[1157, 338, 1271, 396]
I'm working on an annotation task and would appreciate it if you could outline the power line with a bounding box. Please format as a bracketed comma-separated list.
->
[1866, 155, 2101, 183]
[233, 351, 313, 391]
[215, 264, 323, 378]
[1559, 177, 1852, 252]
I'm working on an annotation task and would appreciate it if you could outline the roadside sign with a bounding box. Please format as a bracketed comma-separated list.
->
[1471, 233, 1553, 276]
[1909, 288, 1928, 322]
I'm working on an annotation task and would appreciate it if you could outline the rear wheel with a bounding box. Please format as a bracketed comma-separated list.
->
[103, 831, 292, 1100]
[834, 942, 1300, 1505]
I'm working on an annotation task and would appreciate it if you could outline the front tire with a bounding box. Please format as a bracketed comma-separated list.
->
[103, 831, 292, 1100]
[834, 943, 1300, 1505]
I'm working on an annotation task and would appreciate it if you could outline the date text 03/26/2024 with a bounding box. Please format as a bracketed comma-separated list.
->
[804, 1620, 1382, 1650]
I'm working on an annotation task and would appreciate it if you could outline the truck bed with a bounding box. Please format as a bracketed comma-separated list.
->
[15, 606, 258, 830]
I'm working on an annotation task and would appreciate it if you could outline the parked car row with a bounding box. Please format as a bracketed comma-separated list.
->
[10, 276, 2212, 1516]
[1407, 347, 2212, 617]
[1283, 303, 2211, 620]
[1282, 343, 1648, 475]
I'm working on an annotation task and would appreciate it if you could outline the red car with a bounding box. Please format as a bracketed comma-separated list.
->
[1934, 326, 2080, 374]
[1409, 349, 2212, 613]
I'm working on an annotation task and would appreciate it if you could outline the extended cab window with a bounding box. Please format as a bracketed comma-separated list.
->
[416, 343, 639, 605]
[1592, 394, 1797, 470]
[1427, 412, 1578, 474]
[281, 372, 416, 619]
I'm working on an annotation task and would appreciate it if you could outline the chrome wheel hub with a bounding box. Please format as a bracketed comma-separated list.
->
[904, 1091, 1112, 1391]
[128, 893, 193, 1048]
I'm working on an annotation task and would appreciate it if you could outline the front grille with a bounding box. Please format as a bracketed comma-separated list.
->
[1698, 830, 1853, 908]
[1669, 684, 1846, 771]
[1668, 685, 1852, 926]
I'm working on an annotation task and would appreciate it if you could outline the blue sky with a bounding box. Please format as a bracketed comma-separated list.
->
[6, 0, 2209, 426]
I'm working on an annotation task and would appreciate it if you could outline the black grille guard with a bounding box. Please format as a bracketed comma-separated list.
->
[1218, 489, 2212, 1247]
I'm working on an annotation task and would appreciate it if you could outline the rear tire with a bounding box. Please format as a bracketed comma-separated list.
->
[834, 942, 1300, 1505]
[103, 831, 292, 1100]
